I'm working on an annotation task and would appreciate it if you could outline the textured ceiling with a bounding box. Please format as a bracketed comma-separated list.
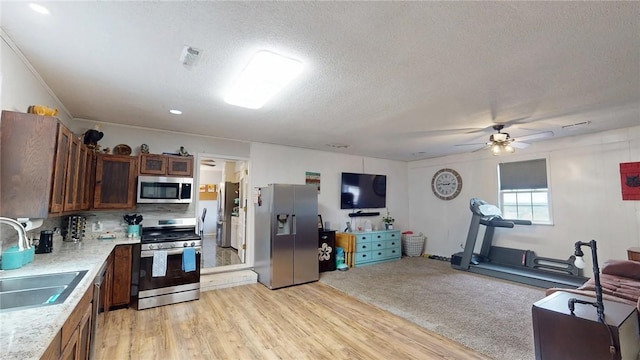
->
[1, 2, 638, 161]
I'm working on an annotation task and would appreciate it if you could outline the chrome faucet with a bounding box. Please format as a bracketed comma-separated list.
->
[0, 217, 30, 251]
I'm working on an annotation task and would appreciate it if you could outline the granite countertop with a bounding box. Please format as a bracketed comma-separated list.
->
[0, 236, 139, 359]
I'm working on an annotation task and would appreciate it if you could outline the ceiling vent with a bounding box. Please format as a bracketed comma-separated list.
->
[180, 46, 202, 68]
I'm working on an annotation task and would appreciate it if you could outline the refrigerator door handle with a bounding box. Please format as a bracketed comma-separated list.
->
[291, 214, 296, 235]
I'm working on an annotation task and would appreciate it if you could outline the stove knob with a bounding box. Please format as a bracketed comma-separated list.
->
[183, 242, 188, 247]
[148, 244, 154, 250]
[191, 242, 195, 247]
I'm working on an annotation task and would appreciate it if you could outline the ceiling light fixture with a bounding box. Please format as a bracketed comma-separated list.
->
[169, 109, 182, 115]
[224, 50, 303, 109]
[29, 3, 50, 15]
[488, 125, 515, 156]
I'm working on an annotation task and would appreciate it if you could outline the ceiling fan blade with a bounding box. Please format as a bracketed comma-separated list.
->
[455, 142, 488, 147]
[516, 131, 554, 142]
[472, 145, 490, 152]
[398, 127, 484, 138]
[511, 141, 530, 149]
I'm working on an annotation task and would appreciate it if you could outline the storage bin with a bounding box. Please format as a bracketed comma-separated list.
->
[402, 234, 426, 257]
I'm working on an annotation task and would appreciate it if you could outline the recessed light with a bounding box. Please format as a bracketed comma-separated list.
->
[169, 109, 182, 115]
[29, 3, 50, 15]
[224, 50, 303, 109]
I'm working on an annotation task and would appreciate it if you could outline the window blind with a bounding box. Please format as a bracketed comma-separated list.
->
[499, 159, 547, 190]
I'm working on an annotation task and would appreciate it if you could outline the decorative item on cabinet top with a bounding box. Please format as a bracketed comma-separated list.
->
[27, 104, 58, 116]
[113, 144, 132, 156]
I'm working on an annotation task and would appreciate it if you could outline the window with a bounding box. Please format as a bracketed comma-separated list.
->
[498, 158, 551, 224]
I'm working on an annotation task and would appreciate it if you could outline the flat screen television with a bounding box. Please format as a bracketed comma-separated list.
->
[340, 172, 387, 209]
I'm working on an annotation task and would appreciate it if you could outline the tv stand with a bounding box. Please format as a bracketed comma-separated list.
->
[348, 212, 380, 217]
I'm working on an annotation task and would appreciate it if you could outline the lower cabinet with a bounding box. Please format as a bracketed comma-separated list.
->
[42, 285, 93, 360]
[353, 230, 401, 267]
[111, 244, 133, 307]
[102, 244, 133, 312]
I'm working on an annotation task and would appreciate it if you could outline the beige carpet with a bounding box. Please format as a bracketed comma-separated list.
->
[319, 257, 546, 360]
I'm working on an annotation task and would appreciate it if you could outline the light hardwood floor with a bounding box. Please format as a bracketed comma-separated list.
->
[97, 282, 489, 359]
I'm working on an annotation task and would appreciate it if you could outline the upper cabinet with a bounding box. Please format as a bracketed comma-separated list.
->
[0, 111, 91, 218]
[93, 154, 137, 209]
[139, 153, 193, 177]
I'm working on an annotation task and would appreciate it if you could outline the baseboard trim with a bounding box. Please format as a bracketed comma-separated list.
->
[201, 269, 257, 292]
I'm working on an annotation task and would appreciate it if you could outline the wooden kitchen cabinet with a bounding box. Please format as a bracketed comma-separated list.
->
[51, 124, 73, 214]
[102, 251, 114, 314]
[80, 151, 95, 210]
[59, 285, 93, 360]
[63, 136, 81, 212]
[110, 244, 133, 307]
[1, 111, 59, 218]
[139, 153, 193, 177]
[167, 155, 193, 176]
[93, 154, 137, 209]
[0, 110, 91, 218]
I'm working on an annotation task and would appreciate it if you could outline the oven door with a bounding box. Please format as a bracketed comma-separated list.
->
[138, 247, 201, 309]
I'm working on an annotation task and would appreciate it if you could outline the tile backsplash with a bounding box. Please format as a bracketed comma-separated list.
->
[1, 202, 195, 250]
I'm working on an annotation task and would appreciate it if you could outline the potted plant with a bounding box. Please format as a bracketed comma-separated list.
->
[382, 210, 395, 230]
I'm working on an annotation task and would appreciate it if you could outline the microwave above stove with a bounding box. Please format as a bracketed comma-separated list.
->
[137, 176, 193, 204]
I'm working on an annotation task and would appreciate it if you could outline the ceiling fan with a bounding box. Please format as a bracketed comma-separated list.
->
[200, 159, 216, 167]
[457, 124, 554, 155]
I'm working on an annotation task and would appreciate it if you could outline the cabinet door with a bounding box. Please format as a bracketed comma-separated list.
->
[0, 111, 58, 218]
[102, 252, 114, 314]
[167, 156, 193, 176]
[51, 124, 73, 214]
[93, 154, 137, 209]
[139, 154, 167, 175]
[74, 144, 88, 210]
[63, 136, 81, 212]
[80, 152, 95, 210]
[60, 326, 80, 360]
[111, 245, 132, 307]
[77, 301, 93, 360]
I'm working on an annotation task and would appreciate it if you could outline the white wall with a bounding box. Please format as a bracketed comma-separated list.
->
[409, 126, 640, 265]
[1, 32, 73, 125]
[250, 142, 409, 233]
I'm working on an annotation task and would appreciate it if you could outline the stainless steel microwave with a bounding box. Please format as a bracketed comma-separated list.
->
[137, 176, 193, 204]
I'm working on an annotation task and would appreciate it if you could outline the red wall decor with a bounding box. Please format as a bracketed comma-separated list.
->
[620, 162, 640, 200]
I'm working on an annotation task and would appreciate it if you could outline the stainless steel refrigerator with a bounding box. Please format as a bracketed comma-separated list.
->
[254, 184, 319, 289]
[216, 181, 239, 248]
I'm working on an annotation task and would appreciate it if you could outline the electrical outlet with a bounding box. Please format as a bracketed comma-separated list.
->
[92, 221, 103, 232]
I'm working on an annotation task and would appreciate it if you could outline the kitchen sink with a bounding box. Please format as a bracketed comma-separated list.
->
[0, 270, 88, 312]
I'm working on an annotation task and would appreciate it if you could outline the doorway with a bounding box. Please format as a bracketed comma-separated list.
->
[196, 154, 249, 269]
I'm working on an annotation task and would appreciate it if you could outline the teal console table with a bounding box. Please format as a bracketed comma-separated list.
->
[353, 230, 401, 266]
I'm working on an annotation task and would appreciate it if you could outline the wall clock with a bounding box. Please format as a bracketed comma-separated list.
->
[431, 168, 463, 200]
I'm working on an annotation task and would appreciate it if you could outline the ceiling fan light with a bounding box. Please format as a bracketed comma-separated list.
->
[504, 144, 515, 153]
[491, 144, 503, 156]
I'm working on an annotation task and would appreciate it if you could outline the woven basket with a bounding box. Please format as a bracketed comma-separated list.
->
[402, 234, 426, 257]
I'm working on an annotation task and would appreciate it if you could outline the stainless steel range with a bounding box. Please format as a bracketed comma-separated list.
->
[135, 218, 202, 310]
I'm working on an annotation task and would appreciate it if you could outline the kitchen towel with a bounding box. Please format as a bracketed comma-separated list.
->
[152, 250, 168, 277]
[182, 247, 196, 272]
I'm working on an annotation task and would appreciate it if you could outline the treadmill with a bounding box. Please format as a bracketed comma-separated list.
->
[451, 198, 588, 289]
